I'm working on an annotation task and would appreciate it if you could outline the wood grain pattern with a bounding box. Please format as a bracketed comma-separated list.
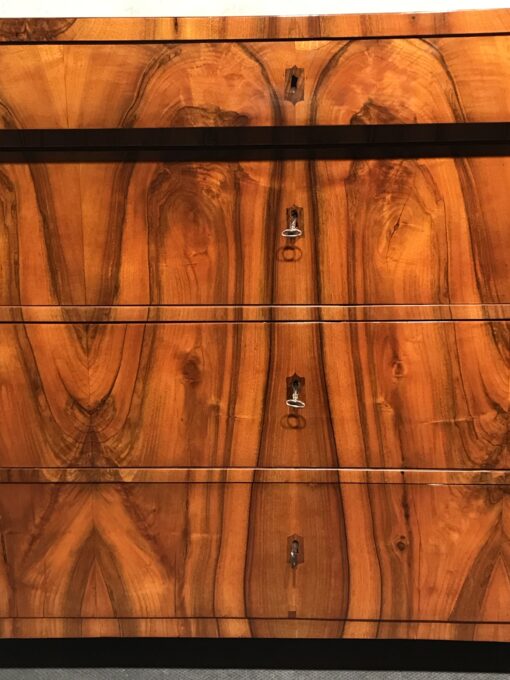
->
[0, 482, 344, 621]
[0, 321, 507, 469]
[314, 157, 510, 306]
[1, 10, 509, 643]
[0, 10, 509, 42]
[5, 467, 510, 484]
[0, 160, 278, 306]
[1, 157, 509, 307]
[3, 618, 510, 641]
[1, 38, 510, 127]
[2, 304, 510, 323]
[2, 479, 510, 632]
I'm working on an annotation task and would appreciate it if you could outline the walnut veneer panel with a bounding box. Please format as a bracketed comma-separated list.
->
[3, 619, 510, 641]
[6, 468, 510, 483]
[2, 38, 510, 127]
[314, 157, 510, 306]
[3, 305, 510, 323]
[2, 305, 510, 323]
[1, 9, 509, 644]
[2, 479, 510, 632]
[1, 157, 509, 307]
[0, 321, 507, 469]
[1, 11, 510, 42]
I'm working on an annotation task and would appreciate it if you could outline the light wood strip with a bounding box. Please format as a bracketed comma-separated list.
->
[2, 467, 510, 484]
[1, 305, 508, 323]
[2, 617, 510, 641]
[2, 618, 510, 640]
[0, 11, 510, 43]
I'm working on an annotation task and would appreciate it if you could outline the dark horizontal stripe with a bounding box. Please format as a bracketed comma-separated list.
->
[1, 123, 510, 157]
[0, 635, 510, 670]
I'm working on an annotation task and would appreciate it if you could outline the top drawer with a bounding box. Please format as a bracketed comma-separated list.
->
[2, 37, 510, 128]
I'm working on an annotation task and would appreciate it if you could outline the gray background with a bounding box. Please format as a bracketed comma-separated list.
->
[0, 672, 508, 679]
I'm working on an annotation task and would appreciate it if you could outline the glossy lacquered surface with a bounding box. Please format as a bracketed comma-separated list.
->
[1, 38, 510, 127]
[0, 158, 509, 306]
[0, 321, 507, 469]
[1, 9, 510, 641]
[2, 477, 510, 637]
[1, 10, 510, 42]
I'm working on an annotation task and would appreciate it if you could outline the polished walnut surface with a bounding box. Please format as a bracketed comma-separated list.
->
[2, 39, 510, 127]
[0, 10, 510, 641]
[1, 477, 509, 625]
[0, 9, 509, 41]
[0, 321, 507, 469]
[1, 157, 509, 306]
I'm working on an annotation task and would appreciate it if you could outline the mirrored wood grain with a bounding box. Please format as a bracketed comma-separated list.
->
[1, 157, 509, 307]
[1, 38, 510, 128]
[2, 480, 510, 629]
[0, 321, 506, 469]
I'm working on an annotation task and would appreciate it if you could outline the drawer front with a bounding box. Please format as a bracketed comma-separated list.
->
[1, 157, 509, 307]
[1, 479, 510, 625]
[1, 38, 510, 127]
[1, 321, 507, 468]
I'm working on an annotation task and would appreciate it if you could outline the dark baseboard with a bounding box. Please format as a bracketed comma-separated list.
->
[0, 638, 509, 671]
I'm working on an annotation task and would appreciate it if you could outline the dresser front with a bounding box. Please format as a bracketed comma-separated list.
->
[1, 12, 510, 641]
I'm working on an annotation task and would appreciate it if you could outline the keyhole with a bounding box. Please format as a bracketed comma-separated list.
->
[286, 374, 306, 410]
[284, 66, 304, 104]
[288, 534, 304, 568]
[290, 539, 300, 568]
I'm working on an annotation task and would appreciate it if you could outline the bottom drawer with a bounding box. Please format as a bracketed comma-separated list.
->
[1, 478, 510, 635]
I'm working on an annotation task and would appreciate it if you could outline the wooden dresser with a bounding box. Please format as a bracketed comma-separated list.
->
[0, 9, 509, 641]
